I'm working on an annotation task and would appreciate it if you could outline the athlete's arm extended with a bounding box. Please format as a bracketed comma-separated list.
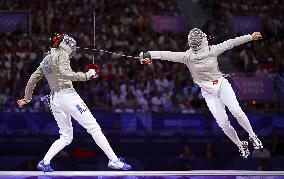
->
[17, 65, 44, 107]
[212, 32, 262, 56]
[139, 51, 187, 64]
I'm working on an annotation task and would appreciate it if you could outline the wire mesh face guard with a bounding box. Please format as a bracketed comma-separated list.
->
[188, 28, 207, 51]
[60, 34, 77, 57]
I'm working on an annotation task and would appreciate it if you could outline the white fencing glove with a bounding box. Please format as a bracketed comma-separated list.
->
[139, 52, 152, 65]
[86, 69, 98, 80]
[85, 64, 100, 80]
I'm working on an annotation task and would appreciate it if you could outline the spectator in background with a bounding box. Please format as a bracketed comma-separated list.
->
[161, 87, 172, 111]
[0, 0, 209, 113]
[151, 91, 163, 112]
[137, 93, 149, 112]
[180, 96, 196, 114]
[72, 143, 96, 159]
[125, 92, 136, 112]
[0, 0, 283, 112]
[200, 0, 284, 81]
[111, 89, 124, 113]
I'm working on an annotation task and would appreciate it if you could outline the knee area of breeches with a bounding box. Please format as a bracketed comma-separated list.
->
[87, 125, 101, 135]
[61, 135, 73, 145]
[230, 107, 245, 118]
[216, 119, 231, 130]
[61, 130, 73, 145]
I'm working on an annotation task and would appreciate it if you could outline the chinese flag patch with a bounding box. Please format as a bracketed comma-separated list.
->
[213, 80, 218, 85]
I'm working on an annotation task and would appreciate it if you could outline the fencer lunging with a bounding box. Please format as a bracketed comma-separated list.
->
[17, 33, 131, 172]
[139, 28, 263, 158]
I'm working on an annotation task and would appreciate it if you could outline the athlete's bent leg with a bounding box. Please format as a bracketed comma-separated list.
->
[220, 80, 256, 137]
[203, 91, 250, 158]
[219, 80, 263, 149]
[71, 110, 118, 161]
[59, 90, 131, 170]
[71, 109, 131, 170]
[203, 92, 243, 147]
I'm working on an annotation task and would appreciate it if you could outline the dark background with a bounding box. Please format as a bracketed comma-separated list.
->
[0, 0, 283, 171]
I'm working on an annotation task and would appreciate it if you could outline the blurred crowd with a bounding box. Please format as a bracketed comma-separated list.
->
[0, 0, 203, 113]
[200, 0, 284, 76]
[0, 0, 282, 112]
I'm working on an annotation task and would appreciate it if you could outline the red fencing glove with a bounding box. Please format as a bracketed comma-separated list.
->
[85, 64, 100, 73]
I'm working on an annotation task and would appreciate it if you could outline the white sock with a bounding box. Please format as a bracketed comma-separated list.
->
[91, 130, 118, 161]
[222, 125, 243, 147]
[43, 138, 70, 165]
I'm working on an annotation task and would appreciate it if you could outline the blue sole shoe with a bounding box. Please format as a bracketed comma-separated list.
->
[37, 160, 53, 172]
[108, 157, 131, 170]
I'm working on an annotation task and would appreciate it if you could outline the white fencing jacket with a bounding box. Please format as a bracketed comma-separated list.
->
[149, 35, 252, 91]
[24, 48, 87, 101]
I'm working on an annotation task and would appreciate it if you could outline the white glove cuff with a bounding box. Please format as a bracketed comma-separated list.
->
[86, 69, 97, 80]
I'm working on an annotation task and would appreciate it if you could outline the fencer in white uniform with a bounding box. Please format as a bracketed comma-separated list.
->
[139, 28, 263, 158]
[17, 33, 131, 171]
